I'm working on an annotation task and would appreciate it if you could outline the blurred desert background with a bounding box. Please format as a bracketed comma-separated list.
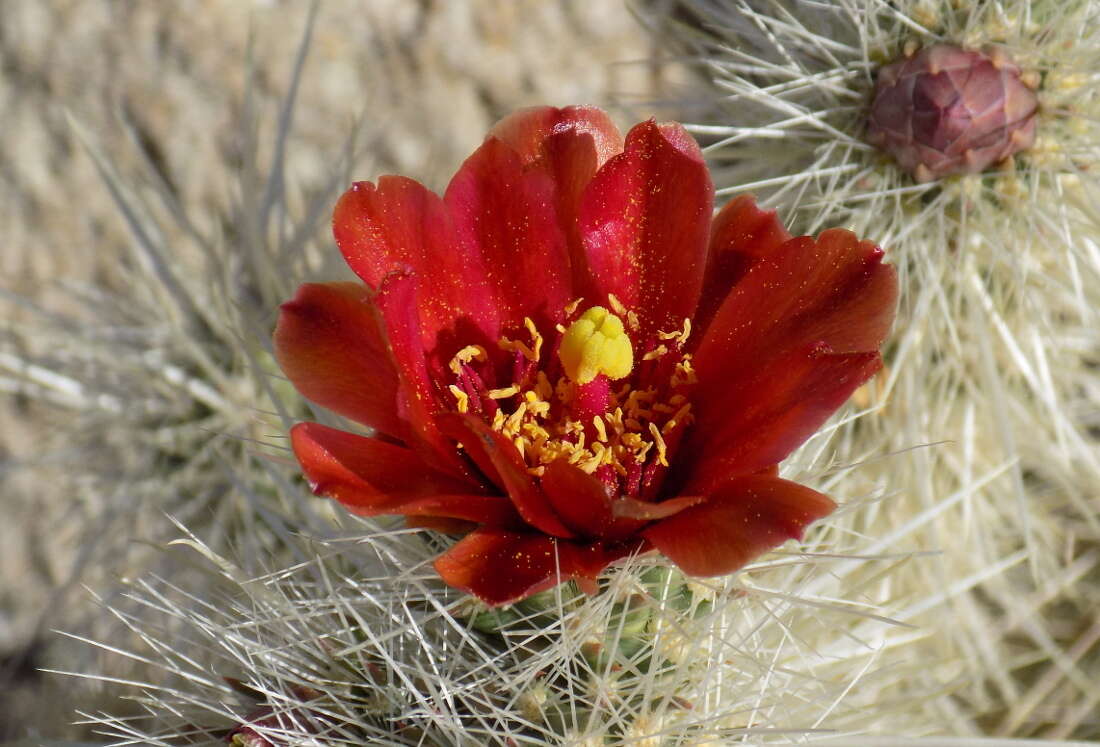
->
[0, 1, 689, 739]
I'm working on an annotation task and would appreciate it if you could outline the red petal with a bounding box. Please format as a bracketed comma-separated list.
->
[436, 413, 575, 539]
[685, 230, 896, 489]
[489, 106, 624, 294]
[333, 177, 501, 350]
[396, 494, 522, 528]
[444, 137, 574, 330]
[488, 106, 623, 172]
[539, 458, 614, 538]
[433, 529, 633, 606]
[642, 475, 836, 577]
[694, 229, 898, 373]
[683, 344, 883, 493]
[695, 195, 792, 332]
[611, 494, 705, 521]
[274, 282, 404, 439]
[579, 120, 714, 335]
[405, 516, 476, 534]
[373, 272, 475, 479]
[289, 422, 498, 519]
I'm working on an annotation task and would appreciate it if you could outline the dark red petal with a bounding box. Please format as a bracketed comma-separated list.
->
[694, 229, 898, 376]
[642, 475, 836, 577]
[611, 494, 706, 521]
[444, 137, 574, 331]
[436, 413, 576, 539]
[373, 272, 476, 480]
[433, 529, 630, 606]
[489, 106, 624, 296]
[406, 516, 477, 534]
[289, 422, 483, 514]
[539, 458, 614, 538]
[580, 120, 714, 335]
[395, 494, 522, 528]
[333, 177, 501, 348]
[694, 195, 792, 333]
[274, 282, 404, 439]
[683, 345, 883, 494]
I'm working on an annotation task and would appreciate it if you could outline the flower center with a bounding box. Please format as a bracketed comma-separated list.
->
[447, 297, 697, 497]
[558, 306, 634, 385]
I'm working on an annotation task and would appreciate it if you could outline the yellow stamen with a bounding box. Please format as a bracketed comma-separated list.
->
[564, 297, 584, 316]
[524, 317, 544, 362]
[658, 318, 692, 347]
[648, 422, 669, 467]
[488, 385, 520, 399]
[662, 403, 694, 434]
[607, 293, 628, 317]
[642, 345, 669, 361]
[558, 306, 634, 385]
[448, 385, 469, 413]
[449, 345, 487, 375]
[593, 415, 608, 443]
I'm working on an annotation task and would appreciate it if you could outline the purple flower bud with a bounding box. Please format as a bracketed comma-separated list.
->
[867, 43, 1038, 182]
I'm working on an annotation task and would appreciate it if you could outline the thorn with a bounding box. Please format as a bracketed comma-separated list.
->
[914, 163, 934, 183]
[986, 46, 1009, 70]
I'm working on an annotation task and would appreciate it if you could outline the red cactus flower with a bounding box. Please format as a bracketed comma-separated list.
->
[275, 106, 898, 606]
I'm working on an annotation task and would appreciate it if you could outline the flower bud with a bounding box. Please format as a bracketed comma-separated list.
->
[867, 43, 1038, 182]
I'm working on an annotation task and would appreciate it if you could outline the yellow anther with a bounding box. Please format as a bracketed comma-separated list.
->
[658, 318, 692, 346]
[524, 317, 544, 362]
[642, 345, 669, 361]
[448, 385, 470, 413]
[607, 294, 628, 317]
[500, 317, 544, 363]
[499, 337, 536, 362]
[605, 294, 641, 331]
[662, 404, 694, 434]
[670, 356, 698, 388]
[449, 345, 488, 375]
[535, 371, 554, 400]
[557, 306, 634, 385]
[593, 415, 608, 443]
[648, 422, 669, 467]
[504, 403, 527, 436]
[564, 297, 585, 317]
[488, 385, 520, 399]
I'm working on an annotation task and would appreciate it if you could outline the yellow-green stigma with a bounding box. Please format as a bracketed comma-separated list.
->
[557, 306, 634, 385]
